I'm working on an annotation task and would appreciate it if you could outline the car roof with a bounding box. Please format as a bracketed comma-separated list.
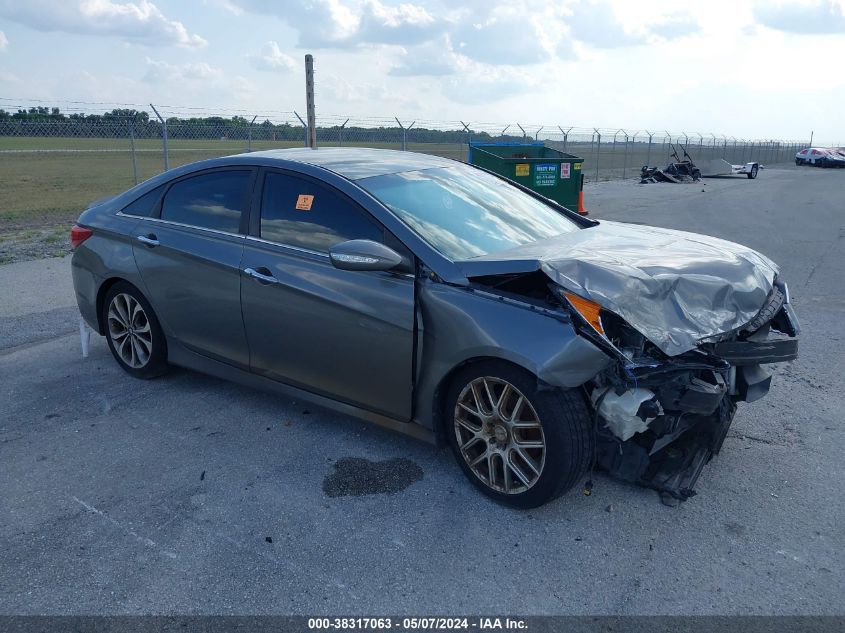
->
[226, 147, 459, 180]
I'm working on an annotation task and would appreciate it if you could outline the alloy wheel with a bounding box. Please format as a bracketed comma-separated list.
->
[107, 293, 153, 369]
[453, 377, 546, 494]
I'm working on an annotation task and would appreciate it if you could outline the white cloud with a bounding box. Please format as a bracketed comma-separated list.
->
[249, 41, 298, 73]
[0, 30, 8, 51]
[234, 0, 445, 48]
[566, 1, 647, 48]
[233, 0, 560, 67]
[454, 12, 549, 65]
[143, 57, 224, 83]
[389, 36, 462, 76]
[356, 0, 440, 45]
[442, 65, 540, 105]
[0, 0, 207, 47]
[0, 69, 20, 83]
[649, 12, 700, 39]
[140, 57, 257, 104]
[234, 0, 358, 47]
[753, 0, 845, 35]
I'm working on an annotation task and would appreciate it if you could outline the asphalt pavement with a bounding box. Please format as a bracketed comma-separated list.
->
[1, 166, 843, 615]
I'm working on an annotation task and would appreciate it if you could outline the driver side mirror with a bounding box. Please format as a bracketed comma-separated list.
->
[329, 239, 403, 272]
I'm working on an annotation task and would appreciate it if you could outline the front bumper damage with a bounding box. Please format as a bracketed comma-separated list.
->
[580, 282, 800, 501]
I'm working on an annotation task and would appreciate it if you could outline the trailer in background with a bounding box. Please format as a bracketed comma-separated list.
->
[701, 158, 759, 179]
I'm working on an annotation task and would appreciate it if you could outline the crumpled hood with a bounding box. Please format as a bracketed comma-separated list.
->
[459, 220, 779, 356]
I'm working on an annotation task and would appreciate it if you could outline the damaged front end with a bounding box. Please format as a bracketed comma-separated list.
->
[560, 281, 800, 501]
[459, 220, 801, 501]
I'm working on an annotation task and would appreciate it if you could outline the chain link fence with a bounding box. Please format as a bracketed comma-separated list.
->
[0, 105, 812, 239]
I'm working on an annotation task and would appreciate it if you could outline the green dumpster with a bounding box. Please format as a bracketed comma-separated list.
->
[468, 142, 585, 212]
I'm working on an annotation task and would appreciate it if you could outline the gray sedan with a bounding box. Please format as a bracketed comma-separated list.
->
[71, 148, 799, 507]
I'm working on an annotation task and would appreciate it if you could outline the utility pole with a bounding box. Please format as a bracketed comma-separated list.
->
[305, 54, 316, 149]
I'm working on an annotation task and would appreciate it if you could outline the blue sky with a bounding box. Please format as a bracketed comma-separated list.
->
[0, 0, 844, 141]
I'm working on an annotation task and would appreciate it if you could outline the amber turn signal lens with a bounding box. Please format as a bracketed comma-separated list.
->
[564, 292, 604, 334]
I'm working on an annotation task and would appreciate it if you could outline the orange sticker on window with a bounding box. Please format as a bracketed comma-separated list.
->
[295, 194, 314, 211]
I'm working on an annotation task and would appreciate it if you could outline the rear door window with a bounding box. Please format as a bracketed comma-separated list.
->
[259, 171, 383, 252]
[161, 170, 252, 233]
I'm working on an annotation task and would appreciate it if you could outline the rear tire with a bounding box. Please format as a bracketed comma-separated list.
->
[102, 281, 169, 379]
[445, 361, 593, 509]
[747, 164, 758, 179]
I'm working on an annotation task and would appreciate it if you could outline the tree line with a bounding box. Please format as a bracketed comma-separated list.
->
[0, 107, 520, 144]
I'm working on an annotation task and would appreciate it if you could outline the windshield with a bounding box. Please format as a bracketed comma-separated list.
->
[357, 164, 580, 260]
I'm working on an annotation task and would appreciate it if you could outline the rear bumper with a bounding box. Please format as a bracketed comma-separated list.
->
[71, 251, 101, 332]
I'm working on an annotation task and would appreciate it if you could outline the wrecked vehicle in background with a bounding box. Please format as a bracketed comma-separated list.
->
[641, 144, 702, 183]
[642, 144, 760, 182]
[71, 148, 800, 508]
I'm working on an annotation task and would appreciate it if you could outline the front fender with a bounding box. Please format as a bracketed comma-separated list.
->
[413, 280, 612, 429]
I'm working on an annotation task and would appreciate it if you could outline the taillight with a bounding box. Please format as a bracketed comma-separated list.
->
[71, 224, 93, 249]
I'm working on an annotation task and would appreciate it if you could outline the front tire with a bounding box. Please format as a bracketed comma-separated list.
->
[102, 281, 168, 379]
[747, 164, 758, 179]
[445, 361, 593, 508]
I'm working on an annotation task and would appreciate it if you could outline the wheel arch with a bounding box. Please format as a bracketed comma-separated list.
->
[429, 355, 542, 447]
[95, 277, 143, 335]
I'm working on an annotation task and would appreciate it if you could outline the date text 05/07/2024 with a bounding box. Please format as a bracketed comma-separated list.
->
[307, 617, 528, 630]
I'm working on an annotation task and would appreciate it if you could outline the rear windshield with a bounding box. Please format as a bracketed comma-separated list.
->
[357, 164, 579, 260]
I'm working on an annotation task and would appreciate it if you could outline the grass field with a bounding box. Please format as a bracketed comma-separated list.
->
[0, 138, 466, 226]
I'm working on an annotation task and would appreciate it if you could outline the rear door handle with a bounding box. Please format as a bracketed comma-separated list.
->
[244, 267, 280, 284]
[136, 234, 160, 247]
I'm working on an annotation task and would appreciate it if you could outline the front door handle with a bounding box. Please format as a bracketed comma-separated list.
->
[244, 267, 280, 284]
[136, 234, 160, 247]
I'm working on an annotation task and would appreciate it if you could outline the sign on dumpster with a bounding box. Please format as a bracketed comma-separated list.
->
[561, 163, 571, 179]
[534, 163, 557, 187]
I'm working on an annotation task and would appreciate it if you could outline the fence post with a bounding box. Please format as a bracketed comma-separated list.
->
[500, 125, 510, 140]
[395, 117, 415, 151]
[294, 111, 308, 147]
[150, 103, 169, 171]
[593, 128, 601, 182]
[129, 115, 138, 185]
[559, 126, 572, 153]
[247, 115, 257, 151]
[338, 118, 349, 146]
[645, 130, 654, 167]
[612, 129, 624, 176]
[623, 130, 634, 179]
[305, 54, 317, 148]
[517, 123, 527, 142]
[460, 121, 472, 161]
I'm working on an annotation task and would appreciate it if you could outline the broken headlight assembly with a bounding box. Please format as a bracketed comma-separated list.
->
[554, 287, 659, 366]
